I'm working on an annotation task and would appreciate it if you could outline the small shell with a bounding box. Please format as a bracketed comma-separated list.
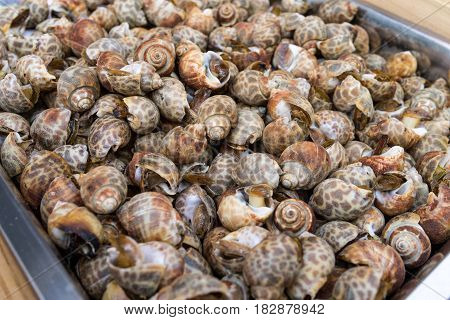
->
[48, 201, 103, 256]
[151, 273, 233, 300]
[205, 153, 239, 196]
[287, 234, 335, 299]
[316, 221, 360, 252]
[386, 51, 417, 79]
[67, 18, 107, 57]
[416, 150, 449, 187]
[312, 110, 355, 145]
[273, 42, 318, 81]
[198, 95, 238, 141]
[409, 134, 449, 162]
[338, 240, 406, 298]
[231, 70, 270, 106]
[107, 236, 184, 298]
[0, 112, 30, 138]
[279, 141, 331, 190]
[20, 151, 72, 209]
[218, 184, 275, 231]
[309, 178, 374, 221]
[175, 185, 217, 239]
[293, 16, 327, 47]
[122, 96, 159, 134]
[268, 199, 315, 237]
[88, 116, 131, 162]
[0, 132, 32, 178]
[84, 38, 125, 65]
[15, 54, 56, 91]
[179, 247, 212, 275]
[89, 6, 119, 31]
[317, 34, 355, 59]
[112, 0, 147, 28]
[382, 212, 431, 268]
[117, 192, 185, 246]
[54, 144, 89, 174]
[40, 176, 83, 226]
[79, 166, 128, 214]
[281, 0, 308, 13]
[142, 0, 185, 28]
[243, 234, 301, 300]
[172, 25, 208, 51]
[161, 124, 208, 165]
[134, 132, 165, 154]
[0, 74, 38, 113]
[134, 38, 175, 76]
[374, 172, 416, 216]
[345, 141, 373, 163]
[56, 65, 100, 112]
[332, 267, 383, 300]
[325, 140, 348, 172]
[215, 2, 240, 27]
[330, 162, 376, 189]
[76, 246, 111, 299]
[318, 0, 358, 23]
[178, 41, 230, 90]
[184, 6, 218, 35]
[151, 77, 190, 123]
[333, 75, 374, 119]
[267, 90, 314, 127]
[227, 108, 265, 150]
[233, 153, 282, 188]
[263, 117, 307, 156]
[30, 108, 71, 151]
[360, 146, 405, 176]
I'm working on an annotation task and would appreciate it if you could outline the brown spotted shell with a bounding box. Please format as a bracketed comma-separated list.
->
[243, 234, 301, 300]
[217, 184, 275, 231]
[331, 162, 376, 189]
[48, 201, 103, 256]
[309, 178, 374, 221]
[151, 77, 190, 123]
[416, 150, 449, 187]
[231, 70, 270, 106]
[151, 273, 233, 300]
[88, 116, 131, 162]
[79, 165, 127, 215]
[318, 0, 358, 23]
[312, 110, 355, 145]
[382, 212, 431, 268]
[54, 144, 89, 173]
[89, 6, 119, 31]
[122, 96, 159, 134]
[273, 42, 318, 81]
[0, 74, 38, 113]
[107, 236, 184, 298]
[267, 90, 314, 127]
[205, 153, 238, 196]
[56, 65, 100, 112]
[40, 176, 83, 226]
[76, 246, 111, 299]
[227, 108, 265, 150]
[178, 247, 212, 275]
[332, 266, 383, 300]
[215, 2, 240, 27]
[175, 185, 217, 239]
[142, 0, 185, 28]
[30, 108, 71, 151]
[345, 140, 373, 163]
[279, 141, 331, 190]
[317, 34, 355, 59]
[414, 183, 450, 244]
[268, 199, 315, 237]
[198, 95, 238, 141]
[134, 131, 165, 154]
[287, 234, 335, 299]
[232, 153, 282, 188]
[20, 151, 72, 209]
[409, 134, 449, 162]
[184, 5, 218, 35]
[316, 221, 360, 252]
[134, 38, 175, 76]
[96, 51, 127, 91]
[360, 146, 405, 176]
[66, 18, 107, 57]
[83, 38, 126, 65]
[15, 54, 56, 91]
[263, 117, 307, 156]
[112, 0, 147, 28]
[338, 240, 406, 298]
[0, 132, 32, 178]
[117, 192, 185, 246]
[281, 0, 308, 13]
[333, 75, 374, 119]
[172, 25, 208, 51]
[386, 51, 417, 79]
[374, 172, 416, 216]
[177, 41, 230, 90]
[353, 206, 385, 237]
[0, 112, 30, 139]
[161, 123, 208, 165]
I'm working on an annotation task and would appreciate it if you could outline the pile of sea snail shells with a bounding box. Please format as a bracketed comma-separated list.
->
[0, 0, 448, 300]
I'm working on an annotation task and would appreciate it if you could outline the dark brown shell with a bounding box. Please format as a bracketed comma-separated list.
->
[67, 19, 106, 57]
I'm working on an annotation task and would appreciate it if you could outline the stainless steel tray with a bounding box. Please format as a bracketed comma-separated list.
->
[0, 0, 449, 300]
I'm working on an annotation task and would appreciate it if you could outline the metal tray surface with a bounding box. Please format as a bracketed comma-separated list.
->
[0, 0, 449, 300]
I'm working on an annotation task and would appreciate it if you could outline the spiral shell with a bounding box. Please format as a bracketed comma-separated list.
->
[279, 141, 331, 190]
[79, 166, 127, 215]
[333, 75, 374, 120]
[232, 153, 282, 188]
[198, 95, 238, 141]
[243, 234, 301, 299]
[134, 131, 165, 154]
[309, 178, 374, 221]
[312, 110, 355, 145]
[273, 42, 318, 81]
[15, 54, 56, 91]
[66, 19, 106, 57]
[204, 153, 238, 196]
[88, 116, 131, 161]
[331, 162, 376, 189]
[122, 96, 159, 134]
[218, 184, 275, 231]
[0, 74, 38, 114]
[20, 151, 72, 209]
[267, 90, 314, 127]
[287, 234, 335, 299]
[269, 199, 315, 237]
[316, 221, 360, 252]
[345, 141, 373, 163]
[107, 236, 184, 298]
[293, 16, 327, 48]
[152, 273, 233, 300]
[227, 108, 265, 149]
[172, 25, 208, 51]
[84, 38, 126, 65]
[374, 172, 416, 216]
[134, 38, 175, 76]
[386, 51, 417, 79]
[0, 113, 30, 138]
[184, 5, 218, 35]
[281, 0, 308, 13]
[318, 0, 358, 23]
[30, 108, 71, 151]
[231, 69, 270, 106]
[142, 0, 185, 28]
[56, 65, 100, 112]
[0, 132, 32, 178]
[112, 0, 147, 28]
[178, 41, 230, 90]
[151, 77, 190, 123]
[338, 240, 405, 298]
[263, 117, 307, 157]
[76, 246, 111, 299]
[89, 6, 119, 31]
[332, 266, 383, 300]
[117, 192, 185, 246]
[215, 2, 239, 26]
